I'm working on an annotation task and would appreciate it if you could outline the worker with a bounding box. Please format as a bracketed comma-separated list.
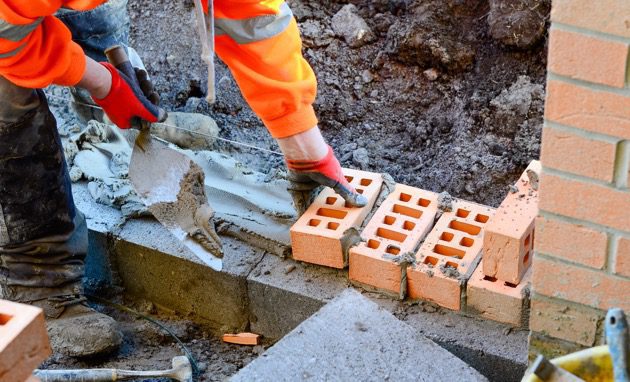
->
[0, 0, 365, 357]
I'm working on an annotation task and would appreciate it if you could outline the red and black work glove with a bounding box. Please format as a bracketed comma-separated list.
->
[93, 62, 166, 129]
[286, 145, 368, 216]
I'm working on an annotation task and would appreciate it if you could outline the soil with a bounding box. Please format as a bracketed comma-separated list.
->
[40, 297, 261, 381]
[128, 0, 549, 208]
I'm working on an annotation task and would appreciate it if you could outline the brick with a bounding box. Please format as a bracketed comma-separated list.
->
[0, 300, 51, 382]
[529, 296, 602, 346]
[535, 217, 608, 270]
[548, 29, 629, 88]
[408, 199, 495, 310]
[541, 126, 618, 182]
[550, 0, 630, 38]
[545, 80, 630, 140]
[614, 236, 630, 278]
[539, 172, 630, 233]
[483, 160, 540, 284]
[291, 169, 383, 268]
[349, 185, 439, 295]
[533, 256, 630, 312]
[222, 332, 260, 345]
[467, 261, 531, 327]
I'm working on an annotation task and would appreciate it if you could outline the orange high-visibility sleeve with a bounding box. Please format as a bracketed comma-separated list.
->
[0, 0, 106, 88]
[214, 0, 318, 139]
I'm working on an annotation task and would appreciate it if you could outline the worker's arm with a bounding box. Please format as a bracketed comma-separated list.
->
[213, 0, 366, 212]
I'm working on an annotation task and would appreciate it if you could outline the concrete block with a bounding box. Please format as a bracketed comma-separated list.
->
[467, 261, 531, 326]
[232, 289, 487, 382]
[291, 169, 383, 269]
[247, 253, 348, 340]
[408, 199, 495, 310]
[0, 300, 51, 382]
[349, 184, 438, 295]
[484, 160, 540, 284]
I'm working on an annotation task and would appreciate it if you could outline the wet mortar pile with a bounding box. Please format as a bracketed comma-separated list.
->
[43, 0, 549, 380]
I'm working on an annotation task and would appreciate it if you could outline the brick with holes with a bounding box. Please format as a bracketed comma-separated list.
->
[291, 169, 383, 268]
[407, 200, 495, 310]
[349, 184, 439, 296]
[0, 299, 51, 382]
[467, 261, 532, 326]
[483, 160, 540, 284]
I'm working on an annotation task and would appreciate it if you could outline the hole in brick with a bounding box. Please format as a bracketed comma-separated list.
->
[327, 222, 340, 230]
[524, 233, 531, 248]
[418, 198, 431, 207]
[449, 220, 481, 235]
[345, 176, 354, 183]
[459, 237, 474, 247]
[403, 221, 416, 230]
[386, 245, 401, 255]
[316, 208, 347, 220]
[399, 193, 412, 202]
[523, 250, 531, 265]
[433, 244, 466, 259]
[376, 228, 407, 243]
[384, 216, 396, 225]
[308, 219, 321, 227]
[440, 232, 454, 242]
[504, 281, 518, 288]
[360, 178, 373, 186]
[326, 196, 337, 205]
[367, 239, 381, 249]
[392, 204, 422, 219]
[475, 214, 489, 223]
[0, 313, 12, 325]
[356, 189, 364, 194]
[424, 256, 438, 266]
[483, 275, 498, 283]
[445, 261, 459, 270]
[456, 209, 470, 218]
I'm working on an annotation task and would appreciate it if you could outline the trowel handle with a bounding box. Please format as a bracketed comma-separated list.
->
[104, 45, 138, 87]
[34, 369, 116, 382]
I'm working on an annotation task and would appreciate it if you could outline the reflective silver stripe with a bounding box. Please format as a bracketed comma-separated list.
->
[215, 2, 292, 44]
[0, 204, 9, 246]
[0, 41, 26, 59]
[0, 17, 43, 42]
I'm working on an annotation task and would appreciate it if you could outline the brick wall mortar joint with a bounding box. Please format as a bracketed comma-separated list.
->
[613, 140, 630, 188]
[539, 210, 630, 241]
[552, 22, 630, 45]
[542, 166, 628, 191]
[544, 121, 623, 143]
[535, 251, 630, 282]
[547, 73, 630, 97]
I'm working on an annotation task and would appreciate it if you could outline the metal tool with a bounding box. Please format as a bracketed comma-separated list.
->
[34, 355, 192, 382]
[193, 0, 215, 104]
[104, 46, 223, 271]
[606, 308, 629, 382]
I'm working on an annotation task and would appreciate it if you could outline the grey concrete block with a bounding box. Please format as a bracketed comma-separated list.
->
[247, 254, 348, 340]
[233, 289, 488, 382]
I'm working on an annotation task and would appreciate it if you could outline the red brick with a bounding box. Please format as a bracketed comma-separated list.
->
[349, 185, 439, 295]
[467, 261, 531, 326]
[541, 127, 618, 182]
[291, 169, 383, 268]
[548, 29, 629, 88]
[0, 300, 51, 382]
[529, 296, 602, 346]
[535, 217, 608, 270]
[533, 256, 630, 312]
[484, 160, 540, 284]
[614, 236, 630, 278]
[539, 172, 630, 233]
[551, 0, 630, 38]
[545, 80, 630, 139]
[408, 199, 495, 310]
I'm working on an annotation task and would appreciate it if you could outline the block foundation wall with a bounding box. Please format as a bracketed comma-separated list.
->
[529, 0, 630, 358]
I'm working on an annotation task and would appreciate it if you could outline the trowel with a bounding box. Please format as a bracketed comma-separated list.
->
[104, 46, 223, 271]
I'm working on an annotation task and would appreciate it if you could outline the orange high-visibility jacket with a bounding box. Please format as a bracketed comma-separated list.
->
[0, 0, 317, 138]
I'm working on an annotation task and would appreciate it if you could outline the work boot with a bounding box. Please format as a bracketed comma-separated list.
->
[0, 80, 122, 357]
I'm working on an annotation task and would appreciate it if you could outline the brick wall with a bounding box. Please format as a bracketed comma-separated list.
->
[529, 0, 630, 358]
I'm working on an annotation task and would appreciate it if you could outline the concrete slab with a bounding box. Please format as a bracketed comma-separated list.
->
[232, 289, 487, 382]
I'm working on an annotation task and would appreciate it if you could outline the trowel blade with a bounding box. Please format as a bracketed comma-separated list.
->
[129, 131, 223, 271]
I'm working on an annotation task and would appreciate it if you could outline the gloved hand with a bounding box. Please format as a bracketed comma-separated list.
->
[286, 145, 368, 215]
[92, 62, 166, 129]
